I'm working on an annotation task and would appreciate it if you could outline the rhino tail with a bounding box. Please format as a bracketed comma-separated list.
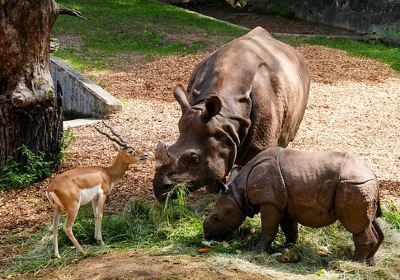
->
[376, 196, 382, 218]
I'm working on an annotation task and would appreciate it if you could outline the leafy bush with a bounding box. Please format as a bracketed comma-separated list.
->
[0, 145, 55, 190]
[384, 25, 400, 41]
[0, 128, 75, 190]
[266, 4, 295, 18]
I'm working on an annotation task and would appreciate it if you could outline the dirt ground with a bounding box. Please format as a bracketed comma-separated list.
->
[189, 5, 357, 36]
[42, 250, 284, 280]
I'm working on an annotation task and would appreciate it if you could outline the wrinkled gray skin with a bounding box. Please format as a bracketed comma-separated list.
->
[153, 27, 310, 201]
[204, 147, 384, 266]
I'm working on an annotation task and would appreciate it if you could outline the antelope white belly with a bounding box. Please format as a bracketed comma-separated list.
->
[79, 185, 103, 206]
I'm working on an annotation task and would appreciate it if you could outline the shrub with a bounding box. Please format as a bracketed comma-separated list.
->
[0, 128, 75, 190]
[266, 4, 295, 18]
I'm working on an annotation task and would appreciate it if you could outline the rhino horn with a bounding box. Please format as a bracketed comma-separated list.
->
[155, 141, 170, 168]
[174, 85, 190, 114]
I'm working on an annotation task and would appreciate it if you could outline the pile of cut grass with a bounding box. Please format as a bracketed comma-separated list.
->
[4, 187, 400, 279]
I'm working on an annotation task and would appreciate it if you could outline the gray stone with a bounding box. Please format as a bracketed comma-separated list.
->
[50, 56, 122, 119]
[63, 119, 101, 129]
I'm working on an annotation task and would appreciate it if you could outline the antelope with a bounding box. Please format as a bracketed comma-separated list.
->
[46, 121, 148, 258]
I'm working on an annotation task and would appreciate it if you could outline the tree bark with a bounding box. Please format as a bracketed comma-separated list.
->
[0, 0, 63, 165]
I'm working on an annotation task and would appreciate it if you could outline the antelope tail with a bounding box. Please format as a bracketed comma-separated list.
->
[46, 191, 64, 210]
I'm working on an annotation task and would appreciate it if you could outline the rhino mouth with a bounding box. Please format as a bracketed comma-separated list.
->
[204, 232, 233, 241]
[157, 182, 200, 202]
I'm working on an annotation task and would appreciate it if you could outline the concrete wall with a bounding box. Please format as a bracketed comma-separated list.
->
[50, 57, 122, 119]
[251, 0, 400, 35]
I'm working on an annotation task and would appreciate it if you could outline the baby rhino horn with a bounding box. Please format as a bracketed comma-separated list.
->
[155, 141, 170, 168]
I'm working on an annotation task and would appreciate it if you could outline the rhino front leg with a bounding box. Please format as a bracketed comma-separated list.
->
[254, 203, 281, 253]
[280, 217, 298, 246]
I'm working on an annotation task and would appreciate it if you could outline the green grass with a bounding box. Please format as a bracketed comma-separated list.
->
[4, 191, 400, 279]
[279, 36, 400, 72]
[53, 1, 400, 74]
[53, 0, 246, 70]
[382, 198, 400, 230]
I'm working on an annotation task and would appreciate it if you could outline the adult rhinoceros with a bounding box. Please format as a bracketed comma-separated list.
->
[153, 27, 310, 201]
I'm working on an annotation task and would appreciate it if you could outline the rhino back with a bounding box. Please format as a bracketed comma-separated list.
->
[339, 155, 376, 183]
[188, 27, 308, 107]
[278, 149, 347, 223]
[187, 27, 309, 164]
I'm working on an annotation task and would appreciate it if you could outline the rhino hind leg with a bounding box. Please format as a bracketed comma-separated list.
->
[352, 222, 380, 265]
[280, 217, 298, 246]
[365, 219, 384, 266]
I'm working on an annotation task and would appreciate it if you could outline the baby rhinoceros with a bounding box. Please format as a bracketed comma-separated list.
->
[203, 147, 383, 266]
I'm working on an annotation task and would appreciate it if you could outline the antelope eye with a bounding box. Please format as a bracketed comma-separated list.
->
[189, 154, 200, 166]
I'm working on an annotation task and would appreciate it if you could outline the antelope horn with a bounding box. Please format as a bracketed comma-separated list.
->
[101, 120, 130, 146]
[93, 124, 129, 148]
[155, 141, 170, 168]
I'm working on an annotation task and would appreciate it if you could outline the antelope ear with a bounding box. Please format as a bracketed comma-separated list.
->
[173, 85, 190, 114]
[202, 95, 222, 123]
[215, 179, 229, 193]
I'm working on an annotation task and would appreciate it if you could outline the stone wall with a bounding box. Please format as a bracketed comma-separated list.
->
[50, 57, 122, 119]
[251, 0, 400, 35]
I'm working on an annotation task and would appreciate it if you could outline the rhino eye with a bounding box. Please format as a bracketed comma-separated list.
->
[189, 154, 200, 167]
[212, 214, 219, 223]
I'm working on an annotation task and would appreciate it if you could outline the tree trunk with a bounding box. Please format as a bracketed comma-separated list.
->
[0, 0, 64, 165]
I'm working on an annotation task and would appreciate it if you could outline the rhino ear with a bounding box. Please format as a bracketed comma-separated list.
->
[215, 179, 229, 193]
[227, 165, 242, 184]
[202, 95, 222, 123]
[174, 85, 190, 114]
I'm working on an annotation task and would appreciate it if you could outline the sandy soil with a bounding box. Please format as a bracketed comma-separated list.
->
[44, 251, 272, 280]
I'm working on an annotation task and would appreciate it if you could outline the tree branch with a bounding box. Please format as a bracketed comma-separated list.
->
[57, 7, 87, 20]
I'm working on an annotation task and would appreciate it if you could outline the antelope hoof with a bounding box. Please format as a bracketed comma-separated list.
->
[77, 247, 86, 255]
[54, 253, 61, 259]
[96, 239, 105, 246]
